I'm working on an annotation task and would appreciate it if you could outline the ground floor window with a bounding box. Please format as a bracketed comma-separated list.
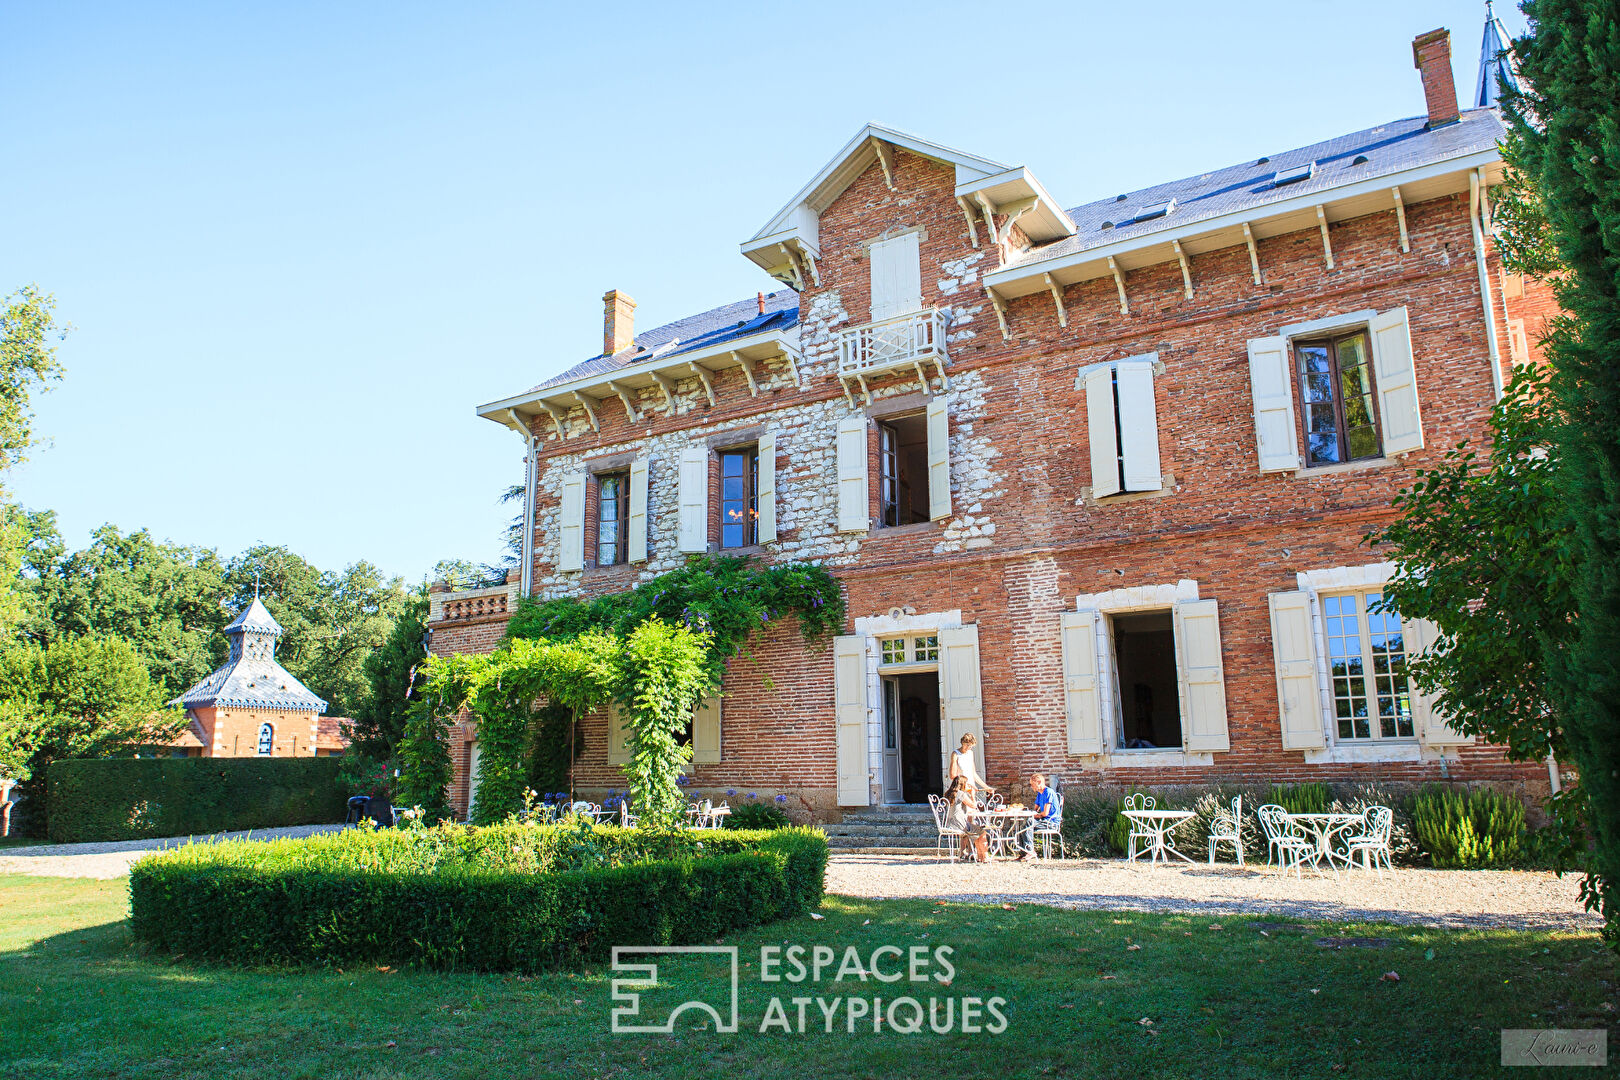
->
[1111, 611, 1182, 749]
[1322, 589, 1413, 740]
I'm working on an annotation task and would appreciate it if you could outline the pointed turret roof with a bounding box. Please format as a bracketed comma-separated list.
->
[222, 596, 282, 635]
[1476, 1, 1522, 108]
[169, 597, 326, 713]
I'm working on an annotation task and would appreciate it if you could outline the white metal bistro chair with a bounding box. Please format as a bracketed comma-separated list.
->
[1032, 791, 1066, 860]
[1207, 795, 1245, 865]
[1122, 793, 1156, 860]
[928, 793, 967, 862]
[1256, 804, 1312, 878]
[569, 801, 601, 821]
[1343, 805, 1395, 877]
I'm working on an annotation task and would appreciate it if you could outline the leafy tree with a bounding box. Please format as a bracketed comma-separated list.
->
[0, 286, 69, 634]
[1493, 0, 1620, 945]
[350, 589, 429, 758]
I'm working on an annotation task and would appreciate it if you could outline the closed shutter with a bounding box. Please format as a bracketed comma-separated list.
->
[1247, 335, 1301, 472]
[834, 634, 870, 806]
[1405, 616, 1472, 746]
[1172, 598, 1231, 752]
[836, 413, 869, 533]
[756, 432, 777, 544]
[1115, 362, 1163, 492]
[1370, 306, 1423, 454]
[558, 472, 585, 572]
[1060, 610, 1104, 755]
[678, 446, 708, 553]
[1084, 366, 1121, 498]
[869, 233, 922, 320]
[938, 625, 987, 777]
[607, 703, 632, 767]
[628, 457, 649, 563]
[1268, 590, 1326, 750]
[692, 696, 722, 763]
[926, 396, 952, 521]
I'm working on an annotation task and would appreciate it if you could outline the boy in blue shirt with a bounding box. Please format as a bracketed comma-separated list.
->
[1017, 773, 1060, 861]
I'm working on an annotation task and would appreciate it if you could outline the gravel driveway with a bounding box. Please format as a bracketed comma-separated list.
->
[826, 853, 1600, 931]
[0, 824, 344, 880]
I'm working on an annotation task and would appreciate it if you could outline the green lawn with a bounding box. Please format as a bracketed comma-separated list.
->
[0, 873, 1612, 1079]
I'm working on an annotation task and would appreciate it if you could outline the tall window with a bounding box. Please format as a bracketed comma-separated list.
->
[1296, 330, 1380, 466]
[1322, 589, 1413, 741]
[597, 472, 630, 565]
[719, 448, 758, 548]
[256, 722, 274, 756]
[878, 414, 928, 526]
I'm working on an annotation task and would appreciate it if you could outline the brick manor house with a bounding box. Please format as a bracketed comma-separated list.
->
[431, 22, 1558, 819]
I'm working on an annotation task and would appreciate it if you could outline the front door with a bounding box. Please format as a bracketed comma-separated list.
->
[881, 678, 902, 803]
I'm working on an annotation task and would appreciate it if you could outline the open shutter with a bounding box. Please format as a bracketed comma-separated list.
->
[1370, 306, 1423, 454]
[678, 446, 708, 553]
[628, 457, 649, 563]
[1060, 610, 1104, 755]
[869, 232, 922, 320]
[558, 472, 585, 572]
[692, 696, 722, 763]
[1173, 598, 1230, 752]
[926, 397, 952, 520]
[1246, 335, 1301, 472]
[833, 634, 869, 806]
[607, 703, 631, 767]
[836, 413, 869, 533]
[1115, 362, 1163, 492]
[1084, 366, 1121, 498]
[1405, 616, 1472, 746]
[938, 624, 987, 777]
[756, 432, 777, 544]
[1268, 590, 1326, 750]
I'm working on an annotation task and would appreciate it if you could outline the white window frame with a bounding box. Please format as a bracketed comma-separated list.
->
[852, 609, 965, 799]
[1316, 586, 1417, 745]
[1076, 352, 1164, 498]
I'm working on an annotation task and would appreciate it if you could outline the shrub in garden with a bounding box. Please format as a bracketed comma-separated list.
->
[1411, 785, 1527, 868]
[724, 800, 790, 830]
[1267, 782, 1333, 814]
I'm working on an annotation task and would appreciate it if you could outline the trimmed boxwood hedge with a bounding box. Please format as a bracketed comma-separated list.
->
[128, 823, 828, 972]
[47, 757, 346, 844]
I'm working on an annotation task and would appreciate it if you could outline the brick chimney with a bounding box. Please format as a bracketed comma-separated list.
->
[1413, 28, 1460, 128]
[603, 290, 636, 355]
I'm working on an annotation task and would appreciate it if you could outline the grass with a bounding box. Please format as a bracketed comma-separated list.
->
[0, 873, 1614, 1079]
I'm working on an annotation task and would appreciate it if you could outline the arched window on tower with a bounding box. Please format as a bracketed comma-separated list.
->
[257, 722, 274, 756]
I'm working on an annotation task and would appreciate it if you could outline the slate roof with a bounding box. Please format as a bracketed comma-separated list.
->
[530, 290, 800, 393]
[1003, 110, 1507, 271]
[223, 597, 281, 635]
[170, 599, 328, 713]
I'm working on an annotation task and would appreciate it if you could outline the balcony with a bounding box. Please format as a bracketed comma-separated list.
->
[836, 308, 950, 402]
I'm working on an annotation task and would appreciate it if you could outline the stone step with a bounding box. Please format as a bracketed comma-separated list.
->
[819, 823, 939, 839]
[840, 807, 937, 823]
[827, 835, 941, 851]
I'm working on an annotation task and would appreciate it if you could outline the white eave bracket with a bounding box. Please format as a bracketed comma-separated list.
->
[687, 363, 717, 406]
[1242, 222, 1263, 285]
[1392, 187, 1410, 253]
[606, 380, 640, 423]
[987, 288, 1011, 341]
[871, 137, 896, 191]
[1043, 272, 1067, 328]
[1315, 205, 1335, 270]
[1172, 240, 1193, 299]
[957, 196, 981, 248]
[650, 371, 678, 413]
[570, 391, 600, 433]
[1107, 256, 1129, 315]
[539, 400, 569, 440]
[728, 351, 759, 397]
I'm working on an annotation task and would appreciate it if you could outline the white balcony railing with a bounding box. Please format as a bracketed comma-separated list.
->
[837, 308, 949, 379]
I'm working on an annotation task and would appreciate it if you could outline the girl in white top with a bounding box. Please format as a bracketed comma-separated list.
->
[948, 733, 993, 796]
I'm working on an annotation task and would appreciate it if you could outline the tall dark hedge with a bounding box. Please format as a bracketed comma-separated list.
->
[46, 757, 346, 843]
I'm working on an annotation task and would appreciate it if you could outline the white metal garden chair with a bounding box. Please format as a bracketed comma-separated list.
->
[1032, 791, 1066, 860]
[1207, 795, 1245, 865]
[1122, 793, 1156, 861]
[1343, 805, 1395, 877]
[1256, 804, 1312, 878]
[928, 793, 966, 862]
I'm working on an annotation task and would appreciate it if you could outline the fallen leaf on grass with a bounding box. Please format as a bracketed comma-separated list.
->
[1147, 1029, 1160, 1038]
[1001, 904, 1015, 911]
[376, 966, 394, 974]
[1100, 975, 1116, 980]
[862, 919, 870, 925]
[809, 913, 825, 921]
[1208, 924, 1224, 931]
[1125, 944, 1142, 951]
[384, 1041, 397, 1049]
[1309, 989, 1320, 995]
[1380, 971, 1401, 983]
[1258, 931, 1270, 937]
[1137, 1017, 1153, 1026]
[1060, 1004, 1074, 1009]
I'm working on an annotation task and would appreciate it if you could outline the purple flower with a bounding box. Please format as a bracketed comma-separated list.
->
[747, 792, 758, 800]
[775, 794, 788, 803]
[726, 789, 737, 797]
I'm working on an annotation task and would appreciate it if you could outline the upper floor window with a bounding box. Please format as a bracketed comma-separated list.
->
[878, 414, 930, 526]
[719, 447, 758, 548]
[868, 232, 922, 322]
[596, 472, 630, 566]
[256, 722, 274, 756]
[1322, 589, 1413, 741]
[1297, 331, 1380, 467]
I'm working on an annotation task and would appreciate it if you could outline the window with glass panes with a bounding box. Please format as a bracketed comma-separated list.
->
[879, 634, 940, 666]
[719, 448, 758, 549]
[1321, 589, 1414, 741]
[1296, 331, 1381, 467]
[596, 473, 630, 565]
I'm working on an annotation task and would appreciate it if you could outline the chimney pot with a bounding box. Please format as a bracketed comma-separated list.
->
[1412, 28, 1460, 128]
[757, 291, 766, 316]
[603, 290, 636, 355]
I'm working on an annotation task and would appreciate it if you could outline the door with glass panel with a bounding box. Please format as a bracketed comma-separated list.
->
[1321, 589, 1414, 742]
[881, 678, 902, 803]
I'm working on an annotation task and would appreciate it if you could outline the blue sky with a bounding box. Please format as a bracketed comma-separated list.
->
[2, 1, 1521, 583]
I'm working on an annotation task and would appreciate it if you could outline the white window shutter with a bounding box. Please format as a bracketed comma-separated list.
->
[677, 446, 708, 553]
[757, 432, 777, 544]
[1246, 335, 1301, 472]
[1405, 616, 1472, 746]
[937, 624, 987, 777]
[836, 413, 869, 533]
[1172, 598, 1230, 752]
[692, 696, 722, 763]
[1115, 362, 1162, 492]
[926, 397, 952, 521]
[1268, 590, 1326, 750]
[607, 703, 631, 767]
[628, 457, 649, 563]
[1370, 306, 1424, 455]
[1084, 366, 1121, 498]
[558, 472, 585, 573]
[1060, 610, 1104, 755]
[869, 233, 922, 320]
[833, 634, 870, 806]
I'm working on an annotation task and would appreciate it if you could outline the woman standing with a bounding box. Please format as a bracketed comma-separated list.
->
[948, 733, 993, 797]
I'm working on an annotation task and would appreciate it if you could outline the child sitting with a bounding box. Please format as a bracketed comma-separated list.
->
[1016, 773, 1060, 861]
[943, 776, 989, 862]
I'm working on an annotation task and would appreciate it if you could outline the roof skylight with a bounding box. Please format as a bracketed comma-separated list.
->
[1132, 199, 1176, 223]
[1272, 161, 1317, 186]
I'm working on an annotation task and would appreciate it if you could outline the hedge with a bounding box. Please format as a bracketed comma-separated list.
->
[129, 823, 828, 972]
[47, 757, 347, 844]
